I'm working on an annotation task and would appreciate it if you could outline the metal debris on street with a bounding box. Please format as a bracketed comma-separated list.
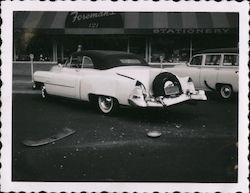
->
[147, 130, 162, 138]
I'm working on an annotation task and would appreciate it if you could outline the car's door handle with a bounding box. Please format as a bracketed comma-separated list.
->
[235, 71, 238, 74]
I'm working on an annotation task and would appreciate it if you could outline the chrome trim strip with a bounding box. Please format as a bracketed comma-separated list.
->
[116, 73, 135, 80]
[45, 82, 75, 88]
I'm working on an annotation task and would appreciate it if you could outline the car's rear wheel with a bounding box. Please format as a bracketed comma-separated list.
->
[219, 84, 233, 99]
[97, 95, 119, 114]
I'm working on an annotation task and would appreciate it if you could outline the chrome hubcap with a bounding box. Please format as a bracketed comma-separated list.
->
[98, 96, 113, 113]
[221, 86, 232, 98]
[164, 81, 174, 88]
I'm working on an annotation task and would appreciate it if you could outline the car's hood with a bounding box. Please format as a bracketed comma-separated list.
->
[109, 66, 165, 89]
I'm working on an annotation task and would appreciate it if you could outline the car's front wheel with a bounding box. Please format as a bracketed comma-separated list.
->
[219, 84, 233, 99]
[97, 95, 119, 114]
[41, 84, 48, 99]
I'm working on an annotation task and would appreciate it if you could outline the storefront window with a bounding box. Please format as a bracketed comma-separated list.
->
[129, 37, 146, 59]
[62, 35, 128, 61]
[150, 36, 190, 63]
[192, 34, 238, 53]
[14, 32, 53, 61]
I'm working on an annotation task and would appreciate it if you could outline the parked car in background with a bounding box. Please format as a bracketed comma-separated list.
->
[166, 48, 239, 99]
[33, 50, 207, 114]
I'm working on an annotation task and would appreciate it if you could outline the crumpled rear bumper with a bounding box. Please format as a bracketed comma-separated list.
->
[128, 90, 207, 107]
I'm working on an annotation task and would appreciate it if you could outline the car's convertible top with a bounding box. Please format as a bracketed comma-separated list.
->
[70, 50, 149, 70]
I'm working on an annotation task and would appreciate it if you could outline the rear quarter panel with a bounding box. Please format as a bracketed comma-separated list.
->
[80, 72, 136, 105]
[217, 66, 239, 92]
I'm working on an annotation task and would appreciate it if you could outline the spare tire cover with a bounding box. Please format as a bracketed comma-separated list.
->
[152, 72, 182, 97]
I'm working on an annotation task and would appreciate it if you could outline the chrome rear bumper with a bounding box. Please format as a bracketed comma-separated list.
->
[128, 90, 207, 107]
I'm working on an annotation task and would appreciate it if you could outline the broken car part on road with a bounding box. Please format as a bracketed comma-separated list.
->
[22, 128, 76, 147]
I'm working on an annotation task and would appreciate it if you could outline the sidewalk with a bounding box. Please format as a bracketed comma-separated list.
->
[12, 61, 55, 94]
[13, 75, 40, 94]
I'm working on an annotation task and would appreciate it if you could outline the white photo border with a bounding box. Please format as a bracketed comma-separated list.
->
[1, 1, 249, 192]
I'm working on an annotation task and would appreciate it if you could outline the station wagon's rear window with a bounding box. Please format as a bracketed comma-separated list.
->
[205, 55, 221, 66]
[223, 55, 238, 66]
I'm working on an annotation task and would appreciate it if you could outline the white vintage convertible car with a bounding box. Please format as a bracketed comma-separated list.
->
[33, 50, 207, 114]
[166, 48, 239, 99]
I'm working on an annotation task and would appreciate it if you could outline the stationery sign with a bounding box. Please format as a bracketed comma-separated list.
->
[153, 28, 237, 34]
[65, 12, 123, 28]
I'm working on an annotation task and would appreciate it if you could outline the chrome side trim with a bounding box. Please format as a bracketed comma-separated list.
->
[45, 82, 75, 88]
[116, 73, 135, 80]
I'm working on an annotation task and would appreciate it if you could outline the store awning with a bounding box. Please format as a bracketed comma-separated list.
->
[14, 11, 67, 34]
[14, 12, 238, 34]
[14, 12, 68, 29]
[125, 12, 238, 34]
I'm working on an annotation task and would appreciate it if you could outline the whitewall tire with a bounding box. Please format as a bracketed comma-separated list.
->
[41, 85, 48, 99]
[97, 96, 118, 114]
[220, 85, 233, 99]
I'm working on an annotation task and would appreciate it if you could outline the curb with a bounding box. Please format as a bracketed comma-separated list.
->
[13, 80, 33, 84]
[13, 79, 39, 94]
[13, 90, 40, 94]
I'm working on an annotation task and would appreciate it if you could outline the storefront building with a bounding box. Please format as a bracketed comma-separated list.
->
[14, 12, 239, 65]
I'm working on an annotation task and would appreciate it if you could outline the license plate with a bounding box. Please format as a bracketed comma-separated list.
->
[164, 86, 180, 95]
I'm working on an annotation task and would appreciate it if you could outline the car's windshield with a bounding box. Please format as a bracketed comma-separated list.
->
[65, 57, 80, 68]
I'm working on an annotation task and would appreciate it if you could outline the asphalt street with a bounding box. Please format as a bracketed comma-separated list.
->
[12, 93, 238, 182]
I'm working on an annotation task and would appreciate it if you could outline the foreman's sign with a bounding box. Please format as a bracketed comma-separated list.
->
[65, 12, 123, 28]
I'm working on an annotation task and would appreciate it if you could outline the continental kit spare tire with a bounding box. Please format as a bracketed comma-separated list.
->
[152, 72, 182, 97]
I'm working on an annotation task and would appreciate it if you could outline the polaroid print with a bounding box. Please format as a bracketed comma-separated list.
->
[1, 1, 249, 192]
